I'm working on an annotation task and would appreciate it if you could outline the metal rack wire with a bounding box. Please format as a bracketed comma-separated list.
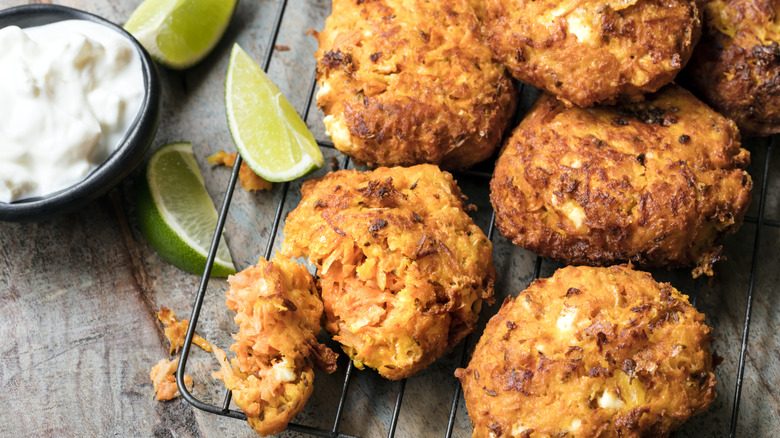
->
[176, 1, 775, 436]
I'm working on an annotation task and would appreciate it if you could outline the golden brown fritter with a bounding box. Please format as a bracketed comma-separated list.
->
[213, 257, 338, 436]
[490, 85, 752, 277]
[684, 0, 780, 137]
[315, 0, 517, 170]
[282, 165, 495, 379]
[456, 265, 718, 438]
[482, 0, 700, 107]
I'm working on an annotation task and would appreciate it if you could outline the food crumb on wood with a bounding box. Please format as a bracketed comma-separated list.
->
[150, 358, 193, 401]
[208, 150, 273, 192]
[157, 306, 213, 354]
[151, 307, 213, 401]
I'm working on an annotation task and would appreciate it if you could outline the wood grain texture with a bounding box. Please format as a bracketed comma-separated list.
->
[0, 1, 777, 437]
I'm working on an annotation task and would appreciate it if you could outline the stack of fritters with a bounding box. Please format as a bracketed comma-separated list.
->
[213, 257, 337, 436]
[283, 165, 495, 379]
[456, 265, 718, 437]
[490, 85, 752, 276]
[315, 0, 517, 169]
[684, 0, 780, 137]
[481, 0, 701, 107]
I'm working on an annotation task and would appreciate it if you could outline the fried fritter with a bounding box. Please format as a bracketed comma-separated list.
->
[315, 0, 517, 170]
[490, 85, 752, 277]
[213, 257, 338, 436]
[684, 0, 780, 137]
[456, 265, 718, 438]
[282, 165, 495, 379]
[482, 0, 700, 107]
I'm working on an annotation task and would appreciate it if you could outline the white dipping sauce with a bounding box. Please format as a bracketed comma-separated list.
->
[0, 20, 144, 203]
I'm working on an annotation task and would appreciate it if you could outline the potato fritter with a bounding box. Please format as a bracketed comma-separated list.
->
[490, 85, 752, 277]
[315, 0, 517, 170]
[684, 0, 780, 137]
[482, 0, 700, 107]
[213, 257, 338, 436]
[456, 265, 718, 438]
[282, 165, 495, 379]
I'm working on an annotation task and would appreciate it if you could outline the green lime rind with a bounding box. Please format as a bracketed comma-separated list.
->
[135, 142, 235, 277]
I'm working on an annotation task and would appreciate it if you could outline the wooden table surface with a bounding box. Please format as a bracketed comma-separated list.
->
[0, 1, 777, 437]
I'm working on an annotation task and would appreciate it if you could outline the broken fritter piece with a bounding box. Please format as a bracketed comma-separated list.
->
[212, 256, 338, 436]
[456, 265, 718, 437]
[150, 358, 193, 401]
[282, 164, 495, 379]
[207, 150, 273, 192]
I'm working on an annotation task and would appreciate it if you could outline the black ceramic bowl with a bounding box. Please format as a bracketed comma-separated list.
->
[0, 4, 160, 222]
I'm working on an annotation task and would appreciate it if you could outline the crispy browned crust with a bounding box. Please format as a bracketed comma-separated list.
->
[456, 265, 718, 438]
[482, 0, 700, 107]
[490, 85, 752, 276]
[213, 257, 337, 436]
[282, 165, 495, 379]
[315, 0, 517, 170]
[684, 0, 780, 137]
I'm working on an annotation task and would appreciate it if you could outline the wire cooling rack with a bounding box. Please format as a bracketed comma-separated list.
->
[176, 1, 775, 436]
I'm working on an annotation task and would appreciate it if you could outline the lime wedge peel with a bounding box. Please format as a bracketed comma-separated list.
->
[124, 0, 238, 70]
[135, 142, 236, 277]
[225, 43, 324, 182]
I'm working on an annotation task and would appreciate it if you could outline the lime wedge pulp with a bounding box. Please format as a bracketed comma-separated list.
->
[124, 0, 238, 69]
[225, 43, 324, 182]
[135, 142, 236, 277]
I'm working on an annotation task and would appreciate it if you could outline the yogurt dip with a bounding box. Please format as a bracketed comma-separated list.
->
[0, 19, 144, 203]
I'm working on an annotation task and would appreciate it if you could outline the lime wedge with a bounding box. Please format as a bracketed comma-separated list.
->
[225, 43, 324, 182]
[135, 142, 236, 277]
[124, 0, 237, 70]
